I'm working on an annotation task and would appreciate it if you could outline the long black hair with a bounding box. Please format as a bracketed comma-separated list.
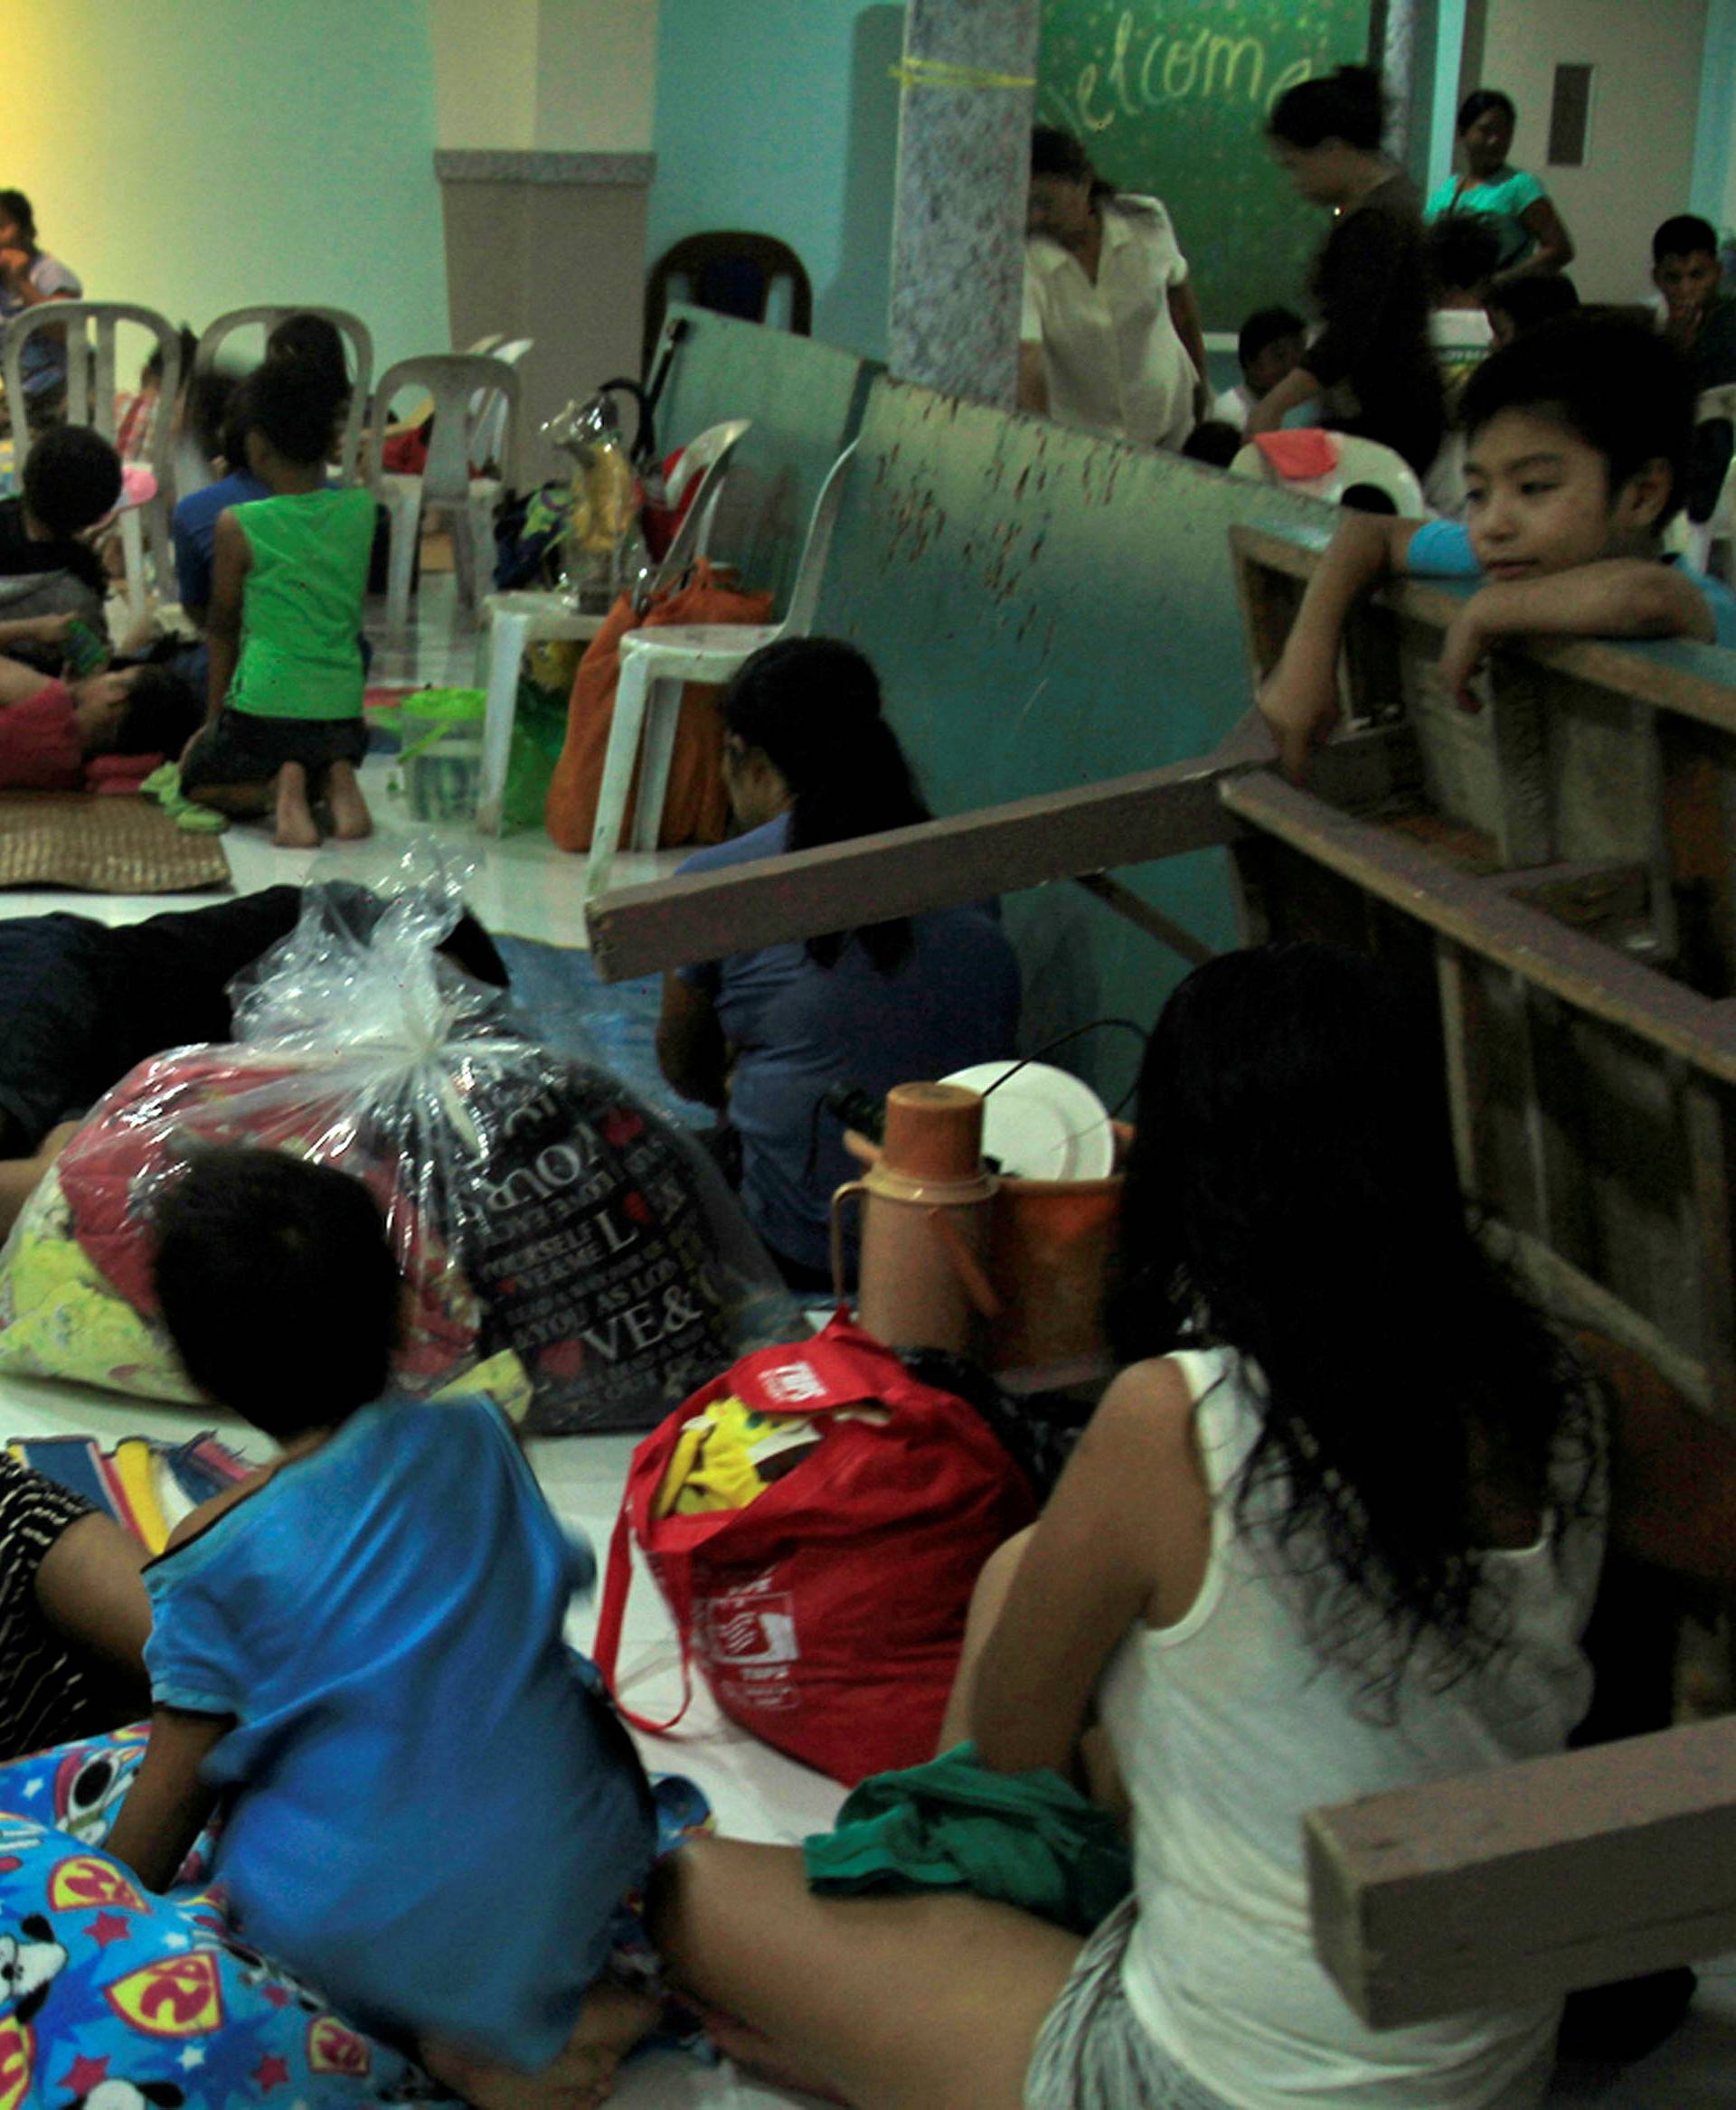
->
[722, 636, 929, 972]
[1109, 944, 1596, 1710]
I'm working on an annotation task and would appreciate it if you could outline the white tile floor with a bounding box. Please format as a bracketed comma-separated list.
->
[0, 578, 1729, 2105]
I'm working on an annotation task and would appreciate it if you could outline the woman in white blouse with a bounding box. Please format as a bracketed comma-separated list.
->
[1017, 126, 1210, 452]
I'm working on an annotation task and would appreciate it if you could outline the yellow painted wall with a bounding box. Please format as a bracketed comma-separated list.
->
[430, 0, 659, 150]
[3, 0, 450, 373]
[534, 0, 660, 150]
[431, 0, 541, 149]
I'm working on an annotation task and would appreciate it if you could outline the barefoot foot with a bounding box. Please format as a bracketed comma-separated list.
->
[422, 1982, 659, 2110]
[273, 763, 320, 849]
[326, 758, 373, 841]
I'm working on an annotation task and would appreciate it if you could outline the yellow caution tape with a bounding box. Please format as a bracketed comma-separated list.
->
[890, 56, 1037, 92]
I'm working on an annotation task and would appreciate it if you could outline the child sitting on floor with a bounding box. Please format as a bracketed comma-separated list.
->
[104, 1148, 659, 2106]
[1427, 213, 1500, 406]
[179, 359, 375, 847]
[0, 640, 200, 790]
[1260, 312, 1736, 779]
[1212, 305, 1307, 432]
[1485, 272, 1579, 347]
[1653, 212, 1736, 394]
[0, 425, 120, 643]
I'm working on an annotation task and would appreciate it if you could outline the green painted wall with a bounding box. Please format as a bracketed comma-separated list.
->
[647, 0, 904, 361]
[1036, 0, 1376, 333]
[810, 375, 1335, 1107]
[6, 0, 448, 378]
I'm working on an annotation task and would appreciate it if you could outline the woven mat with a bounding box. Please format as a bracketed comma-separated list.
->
[0, 792, 231, 893]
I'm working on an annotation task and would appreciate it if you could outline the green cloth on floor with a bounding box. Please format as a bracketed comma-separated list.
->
[141, 761, 228, 832]
[803, 1740, 1132, 1935]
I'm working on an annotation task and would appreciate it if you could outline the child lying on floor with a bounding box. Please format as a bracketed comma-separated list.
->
[1259, 311, 1736, 780]
[0, 639, 200, 789]
[104, 1148, 660, 2107]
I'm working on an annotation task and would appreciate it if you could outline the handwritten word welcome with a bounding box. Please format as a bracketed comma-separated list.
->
[1056, 8, 1318, 134]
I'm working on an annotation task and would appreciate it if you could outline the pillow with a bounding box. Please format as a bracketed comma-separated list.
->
[0, 1729, 447, 2107]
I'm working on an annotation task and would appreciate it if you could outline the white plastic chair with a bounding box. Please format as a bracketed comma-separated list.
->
[3, 300, 183, 623]
[364, 353, 522, 634]
[473, 417, 750, 834]
[583, 439, 854, 900]
[190, 305, 373, 485]
[1230, 432, 1426, 517]
[469, 337, 533, 478]
[1667, 386, 1736, 583]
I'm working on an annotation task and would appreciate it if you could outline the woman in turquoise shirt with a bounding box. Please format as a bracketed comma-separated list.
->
[1425, 89, 1574, 282]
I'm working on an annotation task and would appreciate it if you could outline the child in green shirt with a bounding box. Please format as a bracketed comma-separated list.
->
[181, 361, 375, 846]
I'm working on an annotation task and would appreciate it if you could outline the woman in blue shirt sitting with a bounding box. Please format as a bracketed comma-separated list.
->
[657, 638, 1022, 1289]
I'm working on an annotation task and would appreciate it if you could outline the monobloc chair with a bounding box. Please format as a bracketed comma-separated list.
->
[1230, 433, 1426, 517]
[643, 231, 812, 375]
[583, 439, 854, 902]
[190, 305, 373, 485]
[467, 337, 533, 478]
[3, 300, 183, 622]
[384, 338, 531, 476]
[1668, 385, 1736, 583]
[364, 353, 521, 634]
[474, 417, 750, 834]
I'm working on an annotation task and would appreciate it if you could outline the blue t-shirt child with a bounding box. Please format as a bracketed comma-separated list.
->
[677, 813, 1022, 1272]
[171, 469, 272, 610]
[1407, 519, 1736, 648]
[144, 1395, 654, 2068]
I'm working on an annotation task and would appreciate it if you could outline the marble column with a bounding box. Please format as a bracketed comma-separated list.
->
[1376, 0, 1424, 166]
[888, 0, 1041, 409]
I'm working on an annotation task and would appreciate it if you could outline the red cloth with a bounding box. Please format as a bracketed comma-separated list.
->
[84, 753, 159, 795]
[0, 683, 168, 793]
[1252, 429, 1342, 481]
[382, 419, 433, 476]
[0, 683, 85, 791]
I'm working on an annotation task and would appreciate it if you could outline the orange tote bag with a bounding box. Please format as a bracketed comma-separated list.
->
[544, 559, 774, 852]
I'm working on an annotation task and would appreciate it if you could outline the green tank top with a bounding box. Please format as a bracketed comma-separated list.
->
[228, 486, 375, 721]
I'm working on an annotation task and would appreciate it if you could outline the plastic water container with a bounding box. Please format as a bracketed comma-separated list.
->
[394, 689, 486, 823]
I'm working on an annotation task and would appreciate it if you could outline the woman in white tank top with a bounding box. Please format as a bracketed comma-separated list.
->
[632, 943, 1736, 2110]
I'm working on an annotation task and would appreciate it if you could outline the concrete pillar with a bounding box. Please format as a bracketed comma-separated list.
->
[888, 0, 1041, 408]
[1377, 0, 1423, 165]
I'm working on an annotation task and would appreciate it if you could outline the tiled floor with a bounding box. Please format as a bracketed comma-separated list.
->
[0, 579, 1731, 2105]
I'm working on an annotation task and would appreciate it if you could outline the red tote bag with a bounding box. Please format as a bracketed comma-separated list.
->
[592, 1314, 1037, 1785]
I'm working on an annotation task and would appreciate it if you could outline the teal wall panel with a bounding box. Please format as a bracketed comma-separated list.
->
[648, 1, 904, 361]
[810, 378, 1335, 1101]
[653, 304, 880, 617]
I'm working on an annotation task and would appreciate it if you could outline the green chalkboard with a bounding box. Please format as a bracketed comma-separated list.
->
[1037, 1, 1375, 334]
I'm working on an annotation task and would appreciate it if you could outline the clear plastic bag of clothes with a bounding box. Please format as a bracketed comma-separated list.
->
[0, 851, 803, 1432]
